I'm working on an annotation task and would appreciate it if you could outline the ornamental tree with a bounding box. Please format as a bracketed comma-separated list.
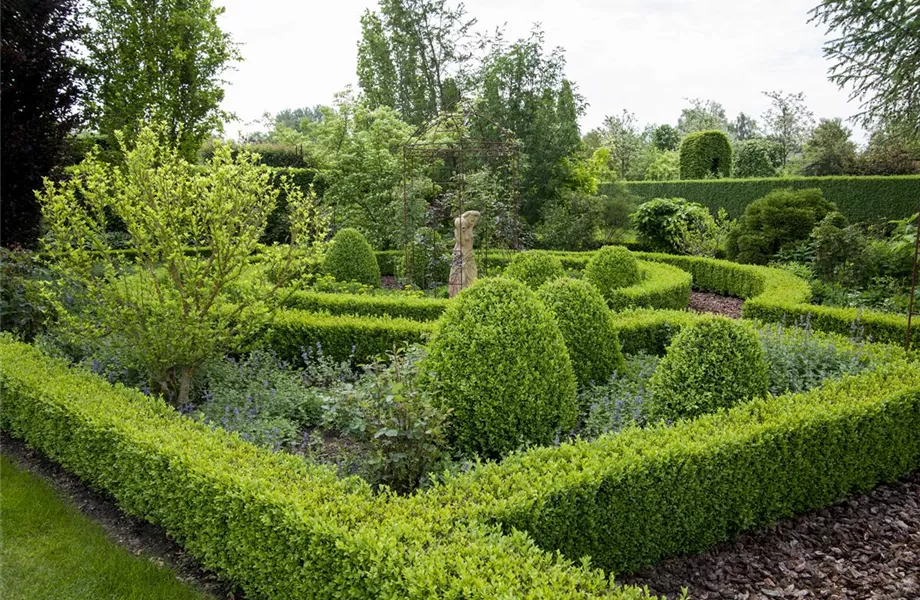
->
[38, 123, 327, 405]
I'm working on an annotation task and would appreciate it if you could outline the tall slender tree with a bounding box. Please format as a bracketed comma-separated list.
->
[1, 0, 84, 247]
[762, 90, 815, 168]
[84, 0, 240, 160]
[356, 0, 478, 126]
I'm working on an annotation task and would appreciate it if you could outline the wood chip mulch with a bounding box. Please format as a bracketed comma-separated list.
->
[689, 291, 744, 319]
[620, 471, 920, 600]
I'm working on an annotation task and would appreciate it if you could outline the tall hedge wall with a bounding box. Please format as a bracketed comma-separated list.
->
[607, 175, 920, 221]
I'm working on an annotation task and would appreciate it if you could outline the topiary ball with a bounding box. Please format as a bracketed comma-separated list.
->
[537, 277, 625, 387]
[648, 317, 768, 422]
[584, 246, 642, 305]
[503, 251, 565, 289]
[421, 277, 577, 458]
[323, 228, 380, 287]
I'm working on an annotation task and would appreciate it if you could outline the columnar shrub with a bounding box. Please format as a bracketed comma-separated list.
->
[537, 278, 625, 386]
[503, 251, 565, 289]
[421, 278, 577, 458]
[323, 228, 381, 286]
[679, 130, 733, 179]
[649, 317, 768, 421]
[584, 246, 642, 306]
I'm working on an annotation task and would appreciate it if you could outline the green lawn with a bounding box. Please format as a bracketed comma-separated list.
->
[0, 454, 212, 600]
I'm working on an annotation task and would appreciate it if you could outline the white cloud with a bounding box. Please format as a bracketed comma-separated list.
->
[217, 0, 867, 142]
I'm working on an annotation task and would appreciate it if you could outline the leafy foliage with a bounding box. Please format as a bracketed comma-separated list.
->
[652, 124, 680, 151]
[801, 118, 857, 175]
[324, 228, 381, 287]
[648, 317, 768, 421]
[84, 0, 240, 160]
[810, 0, 920, 132]
[318, 345, 451, 494]
[677, 98, 729, 136]
[579, 353, 657, 438]
[1, 0, 84, 247]
[503, 251, 564, 289]
[761, 91, 814, 169]
[584, 246, 642, 304]
[37, 124, 327, 405]
[679, 130, 732, 179]
[536, 278, 625, 387]
[398, 227, 451, 289]
[732, 138, 781, 178]
[726, 187, 836, 264]
[756, 321, 874, 396]
[421, 277, 577, 458]
[631, 197, 716, 254]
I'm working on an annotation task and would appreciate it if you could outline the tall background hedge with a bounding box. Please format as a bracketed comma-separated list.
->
[605, 175, 920, 221]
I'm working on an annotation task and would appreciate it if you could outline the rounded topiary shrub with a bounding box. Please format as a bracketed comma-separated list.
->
[648, 317, 768, 422]
[323, 228, 380, 286]
[584, 246, 642, 305]
[503, 251, 565, 289]
[679, 130, 733, 179]
[537, 278, 625, 387]
[421, 277, 577, 458]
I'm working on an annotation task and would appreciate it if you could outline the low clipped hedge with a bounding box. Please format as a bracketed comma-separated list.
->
[0, 339, 654, 599]
[611, 175, 920, 221]
[428, 358, 920, 574]
[281, 290, 449, 322]
[604, 261, 692, 312]
[503, 251, 565, 289]
[635, 252, 917, 346]
[263, 310, 436, 365]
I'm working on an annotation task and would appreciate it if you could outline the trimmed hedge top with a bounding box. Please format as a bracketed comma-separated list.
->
[679, 130, 733, 179]
[612, 175, 920, 222]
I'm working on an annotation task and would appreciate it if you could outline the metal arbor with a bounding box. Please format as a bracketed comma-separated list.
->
[400, 104, 520, 288]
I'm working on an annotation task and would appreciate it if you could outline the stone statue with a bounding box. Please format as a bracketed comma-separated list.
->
[448, 210, 481, 297]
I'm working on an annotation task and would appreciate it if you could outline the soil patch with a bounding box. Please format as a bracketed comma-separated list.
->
[689, 291, 744, 319]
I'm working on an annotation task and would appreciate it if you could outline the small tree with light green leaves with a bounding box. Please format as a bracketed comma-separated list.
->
[37, 123, 328, 405]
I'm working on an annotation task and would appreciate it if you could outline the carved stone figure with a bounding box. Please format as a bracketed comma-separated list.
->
[448, 210, 481, 297]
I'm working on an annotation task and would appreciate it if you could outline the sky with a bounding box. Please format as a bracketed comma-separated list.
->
[216, 0, 868, 143]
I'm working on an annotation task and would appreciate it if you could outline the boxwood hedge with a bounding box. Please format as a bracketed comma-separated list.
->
[281, 290, 449, 321]
[0, 339, 655, 599]
[610, 175, 920, 221]
[428, 358, 920, 574]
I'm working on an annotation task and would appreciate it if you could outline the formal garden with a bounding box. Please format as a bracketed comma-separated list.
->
[2, 0, 920, 598]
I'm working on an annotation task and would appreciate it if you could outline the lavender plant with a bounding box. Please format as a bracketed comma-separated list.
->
[579, 353, 658, 439]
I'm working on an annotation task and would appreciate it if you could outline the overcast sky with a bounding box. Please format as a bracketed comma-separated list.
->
[216, 0, 868, 142]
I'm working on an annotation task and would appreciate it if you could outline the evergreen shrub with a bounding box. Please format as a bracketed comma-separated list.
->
[537, 278, 626, 386]
[421, 278, 577, 458]
[323, 228, 380, 286]
[648, 317, 769, 421]
[584, 246, 642, 306]
[503, 251, 565, 289]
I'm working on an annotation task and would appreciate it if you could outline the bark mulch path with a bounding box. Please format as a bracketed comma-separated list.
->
[621, 471, 920, 600]
[689, 291, 744, 319]
[1, 432, 240, 599]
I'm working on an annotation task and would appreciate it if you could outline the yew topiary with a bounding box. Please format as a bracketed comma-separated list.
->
[503, 251, 565, 289]
[649, 317, 768, 422]
[421, 277, 577, 458]
[537, 278, 625, 386]
[584, 246, 642, 306]
[323, 228, 380, 286]
[679, 130, 733, 179]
